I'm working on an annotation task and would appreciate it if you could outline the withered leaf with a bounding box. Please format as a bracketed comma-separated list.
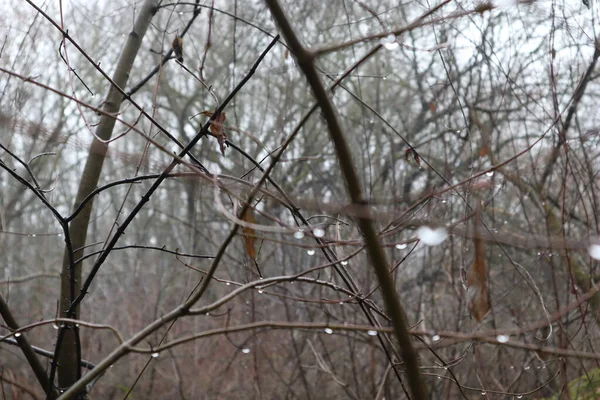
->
[405, 148, 421, 166]
[467, 207, 490, 322]
[172, 36, 184, 63]
[217, 132, 228, 156]
[200, 110, 228, 155]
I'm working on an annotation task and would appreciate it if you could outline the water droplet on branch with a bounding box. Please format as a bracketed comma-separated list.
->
[496, 334, 509, 343]
[417, 227, 448, 246]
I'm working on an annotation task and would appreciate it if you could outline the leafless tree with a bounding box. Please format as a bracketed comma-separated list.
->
[1, 0, 600, 399]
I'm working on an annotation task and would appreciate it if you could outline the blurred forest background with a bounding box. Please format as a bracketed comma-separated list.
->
[1, 0, 600, 399]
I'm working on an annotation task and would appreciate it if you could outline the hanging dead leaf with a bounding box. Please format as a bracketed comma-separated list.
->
[466, 206, 490, 322]
[172, 36, 184, 63]
[405, 148, 421, 166]
[429, 102, 437, 113]
[217, 132, 228, 156]
[414, 152, 421, 166]
[200, 110, 228, 155]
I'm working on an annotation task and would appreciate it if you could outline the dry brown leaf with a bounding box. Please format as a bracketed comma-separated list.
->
[429, 102, 437, 113]
[414, 152, 421, 167]
[201, 110, 228, 155]
[172, 36, 184, 63]
[467, 207, 490, 321]
[405, 148, 421, 166]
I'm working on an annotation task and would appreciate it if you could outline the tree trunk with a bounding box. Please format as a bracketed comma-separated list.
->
[56, 0, 158, 393]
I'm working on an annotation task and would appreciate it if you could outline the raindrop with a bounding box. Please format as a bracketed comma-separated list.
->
[496, 334, 509, 343]
[486, 171, 494, 177]
[395, 243, 407, 250]
[294, 230, 305, 239]
[14, 332, 21, 338]
[379, 35, 399, 50]
[57, 234, 62, 238]
[432, 334, 441, 342]
[481, 392, 486, 396]
[589, 244, 600, 260]
[517, 396, 523, 399]
[367, 330, 378, 336]
[226, 282, 230, 286]
[32, 234, 36, 238]
[151, 352, 159, 358]
[324, 328, 333, 335]
[242, 348, 251, 354]
[417, 226, 448, 246]
[258, 289, 264, 294]
[341, 261, 348, 266]
[307, 249, 315, 256]
[52, 323, 59, 330]
[313, 228, 325, 238]
[524, 366, 530, 370]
